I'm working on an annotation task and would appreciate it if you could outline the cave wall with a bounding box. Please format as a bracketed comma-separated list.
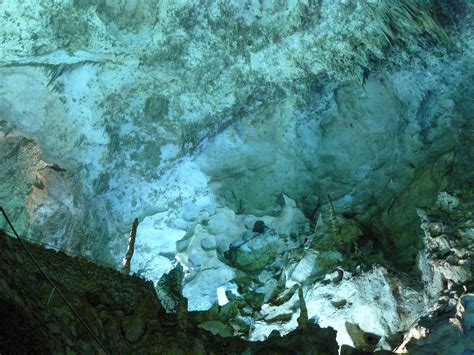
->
[0, 0, 472, 271]
[0, 1, 473, 352]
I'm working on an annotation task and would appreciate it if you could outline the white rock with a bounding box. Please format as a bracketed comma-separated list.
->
[216, 286, 229, 306]
[290, 251, 321, 283]
[437, 192, 459, 212]
[201, 236, 216, 251]
[183, 258, 235, 311]
[188, 254, 202, 270]
[207, 208, 246, 254]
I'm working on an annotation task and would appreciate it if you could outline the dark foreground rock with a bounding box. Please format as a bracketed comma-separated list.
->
[0, 229, 338, 354]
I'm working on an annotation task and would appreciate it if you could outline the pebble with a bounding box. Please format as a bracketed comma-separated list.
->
[438, 244, 451, 257]
[331, 299, 347, 308]
[188, 254, 202, 269]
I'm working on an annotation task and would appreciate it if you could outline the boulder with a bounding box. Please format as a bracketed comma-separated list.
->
[290, 251, 322, 283]
[121, 315, 146, 343]
[225, 233, 280, 272]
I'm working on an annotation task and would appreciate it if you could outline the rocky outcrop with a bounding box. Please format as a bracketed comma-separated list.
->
[0, 229, 338, 354]
[396, 293, 474, 354]
[0, 1, 473, 353]
[0, 0, 472, 276]
[0, 134, 107, 261]
[171, 188, 473, 352]
[395, 190, 474, 353]
[225, 231, 280, 271]
[3, 188, 470, 353]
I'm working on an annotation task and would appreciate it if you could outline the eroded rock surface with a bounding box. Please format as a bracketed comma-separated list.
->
[1, 0, 472, 271]
[0, 0, 473, 353]
[167, 189, 473, 352]
[0, 229, 338, 354]
[396, 190, 474, 353]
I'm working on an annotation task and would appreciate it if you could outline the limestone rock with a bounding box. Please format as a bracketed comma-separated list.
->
[345, 322, 381, 352]
[322, 269, 344, 284]
[182, 259, 235, 311]
[0, 2, 472, 353]
[225, 233, 280, 272]
[437, 191, 459, 212]
[397, 294, 474, 353]
[290, 251, 322, 283]
[188, 254, 202, 270]
[200, 237, 216, 251]
[0, 229, 339, 353]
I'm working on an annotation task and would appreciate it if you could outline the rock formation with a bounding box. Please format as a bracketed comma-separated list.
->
[0, 229, 338, 354]
[0, 0, 473, 352]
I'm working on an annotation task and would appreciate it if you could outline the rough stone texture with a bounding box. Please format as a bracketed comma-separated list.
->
[225, 231, 280, 271]
[178, 186, 473, 352]
[0, 0, 472, 276]
[395, 189, 474, 353]
[0, 229, 338, 354]
[0, 135, 102, 256]
[0, 1, 473, 353]
[397, 293, 474, 354]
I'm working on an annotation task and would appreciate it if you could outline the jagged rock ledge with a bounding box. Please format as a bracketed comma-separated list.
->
[0, 229, 338, 354]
